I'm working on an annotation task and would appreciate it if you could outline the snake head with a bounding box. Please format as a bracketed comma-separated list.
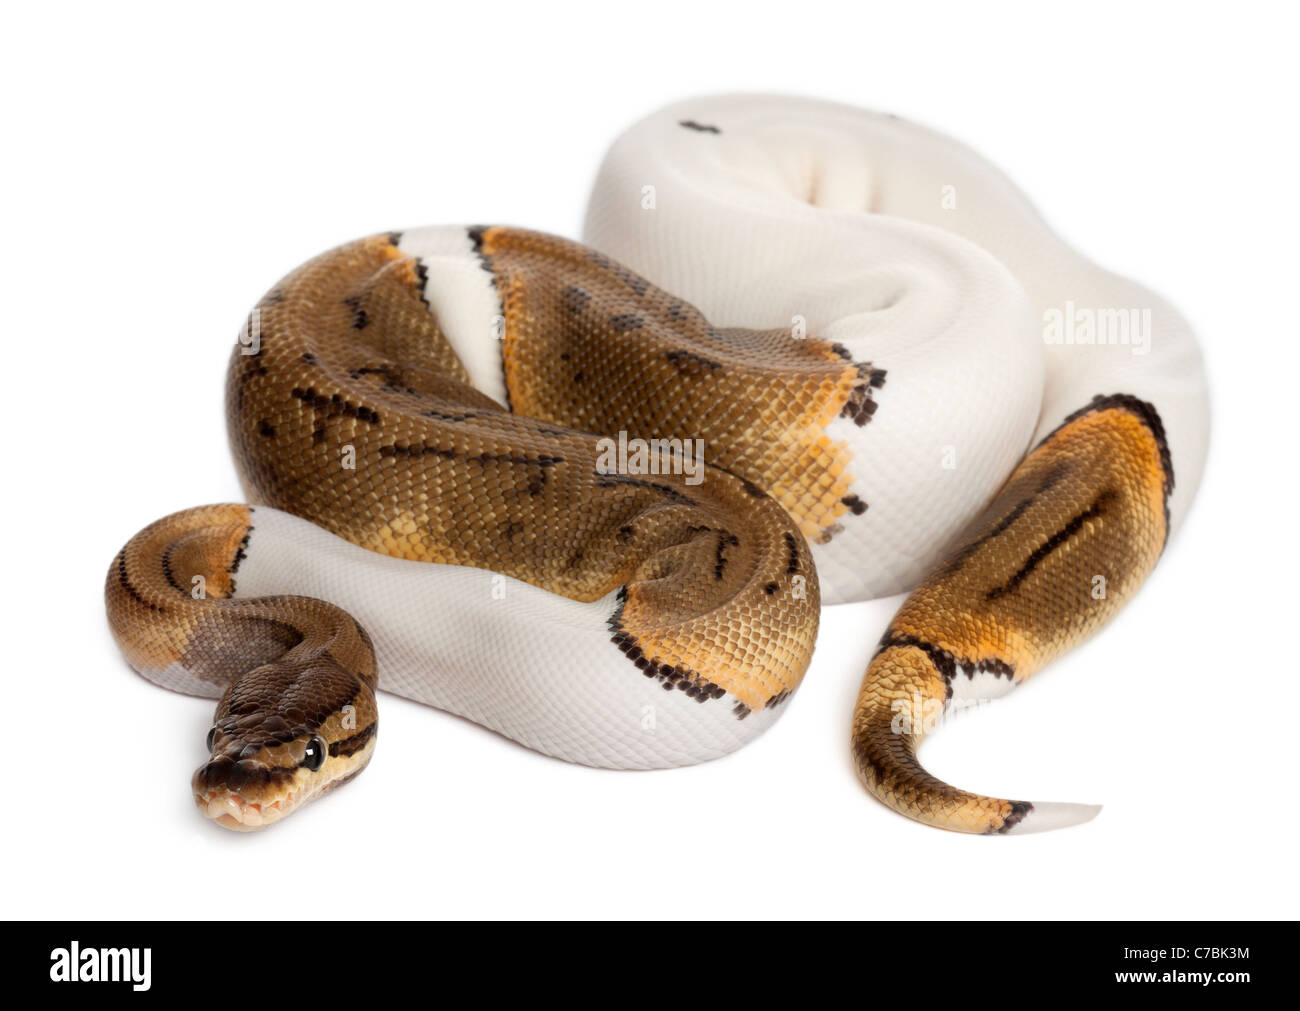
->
[191, 658, 378, 831]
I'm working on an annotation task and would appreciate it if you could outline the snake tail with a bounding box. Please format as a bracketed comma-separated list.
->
[105, 503, 379, 830]
[850, 394, 1172, 834]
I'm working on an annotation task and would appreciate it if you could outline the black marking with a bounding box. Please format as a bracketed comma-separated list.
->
[665, 349, 722, 375]
[115, 550, 161, 612]
[412, 258, 431, 309]
[784, 532, 800, 575]
[292, 387, 380, 420]
[194, 756, 301, 792]
[882, 632, 956, 683]
[160, 543, 186, 596]
[466, 225, 498, 287]
[291, 387, 381, 444]
[380, 443, 448, 460]
[1039, 393, 1175, 544]
[352, 616, 374, 658]
[587, 250, 649, 296]
[562, 286, 591, 314]
[840, 362, 887, 426]
[763, 582, 779, 595]
[714, 532, 739, 580]
[349, 364, 411, 389]
[877, 632, 1017, 701]
[986, 492, 1114, 601]
[419, 407, 479, 423]
[258, 419, 276, 438]
[607, 590, 726, 706]
[351, 361, 395, 379]
[342, 295, 369, 330]
[981, 658, 1015, 679]
[841, 494, 867, 516]
[301, 352, 317, 365]
[595, 473, 695, 506]
[609, 313, 645, 332]
[328, 721, 377, 759]
[228, 528, 252, 576]
[942, 464, 1070, 576]
[993, 498, 1037, 539]
[232, 357, 270, 411]
[993, 801, 1033, 835]
[679, 119, 721, 134]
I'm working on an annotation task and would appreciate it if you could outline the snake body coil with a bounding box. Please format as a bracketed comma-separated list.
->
[105, 96, 1207, 832]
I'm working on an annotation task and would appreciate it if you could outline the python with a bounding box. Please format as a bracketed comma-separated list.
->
[104, 94, 1207, 834]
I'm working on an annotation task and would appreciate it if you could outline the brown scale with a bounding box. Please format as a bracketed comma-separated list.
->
[105, 226, 1179, 835]
[222, 229, 833, 711]
[108, 227, 864, 827]
[850, 396, 1173, 833]
[483, 227, 884, 545]
[105, 504, 378, 827]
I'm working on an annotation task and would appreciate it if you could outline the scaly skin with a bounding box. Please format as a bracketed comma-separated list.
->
[851, 396, 1172, 833]
[106, 504, 379, 830]
[108, 229, 861, 827]
[105, 225, 1179, 834]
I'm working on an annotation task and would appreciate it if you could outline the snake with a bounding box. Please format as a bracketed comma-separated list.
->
[105, 95, 1208, 833]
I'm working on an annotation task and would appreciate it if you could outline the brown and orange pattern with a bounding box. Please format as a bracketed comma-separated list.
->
[106, 503, 379, 829]
[108, 227, 879, 826]
[851, 394, 1173, 833]
[221, 229, 834, 714]
[477, 227, 886, 546]
[106, 223, 1177, 834]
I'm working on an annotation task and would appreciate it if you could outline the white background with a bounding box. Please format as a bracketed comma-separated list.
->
[3, 1, 1296, 920]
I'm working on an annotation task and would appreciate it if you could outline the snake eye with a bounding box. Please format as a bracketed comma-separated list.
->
[301, 736, 327, 772]
[206, 726, 217, 752]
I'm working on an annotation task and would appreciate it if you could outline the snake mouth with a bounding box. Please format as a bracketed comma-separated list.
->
[190, 738, 376, 830]
[193, 787, 305, 831]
